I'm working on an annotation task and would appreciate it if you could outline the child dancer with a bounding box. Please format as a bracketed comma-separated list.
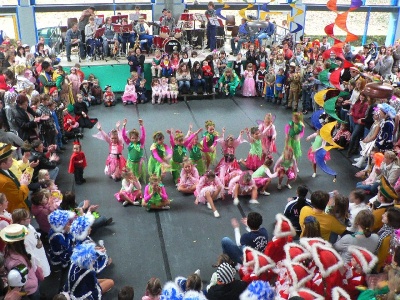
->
[201, 120, 219, 170]
[242, 63, 256, 97]
[115, 169, 142, 206]
[148, 131, 172, 179]
[244, 126, 265, 171]
[228, 171, 259, 205]
[177, 158, 199, 194]
[122, 78, 137, 105]
[94, 122, 126, 181]
[256, 62, 267, 97]
[160, 77, 171, 104]
[214, 129, 245, 186]
[285, 112, 304, 172]
[258, 113, 277, 156]
[252, 156, 277, 196]
[167, 127, 202, 184]
[143, 174, 171, 211]
[122, 118, 146, 182]
[68, 139, 87, 185]
[151, 49, 162, 78]
[306, 129, 330, 178]
[186, 125, 205, 176]
[136, 79, 147, 104]
[169, 77, 179, 104]
[151, 79, 162, 105]
[274, 145, 297, 190]
[194, 170, 224, 218]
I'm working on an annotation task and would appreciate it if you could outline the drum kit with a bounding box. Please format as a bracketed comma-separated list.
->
[152, 13, 206, 54]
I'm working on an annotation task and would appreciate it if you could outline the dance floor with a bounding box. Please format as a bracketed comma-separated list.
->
[39, 95, 359, 299]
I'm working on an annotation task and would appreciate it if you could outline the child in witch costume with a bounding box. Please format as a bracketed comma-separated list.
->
[68, 139, 87, 185]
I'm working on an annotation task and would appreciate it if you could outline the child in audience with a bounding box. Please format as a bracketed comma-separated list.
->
[142, 174, 171, 211]
[170, 52, 180, 74]
[142, 277, 162, 300]
[264, 67, 276, 102]
[0, 193, 12, 252]
[151, 79, 162, 105]
[161, 54, 173, 78]
[232, 53, 243, 78]
[122, 79, 137, 105]
[115, 169, 142, 206]
[256, 62, 267, 97]
[159, 77, 171, 104]
[31, 189, 56, 234]
[151, 49, 162, 78]
[68, 139, 87, 185]
[80, 80, 94, 107]
[202, 60, 213, 95]
[169, 77, 179, 104]
[242, 63, 256, 97]
[136, 79, 147, 104]
[103, 85, 116, 107]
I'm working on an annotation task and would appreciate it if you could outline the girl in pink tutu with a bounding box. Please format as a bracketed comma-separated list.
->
[214, 128, 245, 187]
[252, 156, 277, 196]
[93, 121, 126, 181]
[306, 129, 330, 178]
[274, 146, 297, 190]
[159, 77, 171, 104]
[244, 126, 265, 171]
[177, 158, 199, 194]
[122, 78, 137, 105]
[258, 113, 277, 156]
[228, 171, 258, 205]
[242, 63, 256, 97]
[115, 169, 142, 206]
[194, 170, 224, 218]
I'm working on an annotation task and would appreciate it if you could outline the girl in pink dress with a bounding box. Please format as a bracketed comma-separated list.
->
[214, 129, 245, 186]
[151, 79, 162, 105]
[115, 169, 142, 206]
[170, 52, 180, 74]
[258, 113, 277, 156]
[159, 77, 171, 104]
[177, 158, 199, 194]
[242, 63, 256, 97]
[122, 79, 137, 105]
[68, 67, 81, 102]
[194, 170, 224, 218]
[244, 126, 265, 171]
[228, 171, 259, 205]
[93, 121, 127, 181]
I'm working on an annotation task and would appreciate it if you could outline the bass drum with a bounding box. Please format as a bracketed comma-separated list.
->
[162, 38, 181, 54]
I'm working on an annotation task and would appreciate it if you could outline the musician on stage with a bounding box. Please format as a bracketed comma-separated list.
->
[205, 1, 217, 51]
[134, 17, 153, 52]
[131, 6, 142, 24]
[230, 18, 250, 56]
[160, 10, 176, 35]
[66, 23, 84, 62]
[181, 9, 193, 45]
[85, 16, 100, 58]
[118, 18, 136, 54]
[159, 8, 168, 22]
[102, 17, 119, 57]
[78, 6, 96, 45]
[256, 15, 275, 47]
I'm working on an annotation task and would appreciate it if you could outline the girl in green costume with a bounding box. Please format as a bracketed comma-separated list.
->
[201, 120, 219, 170]
[148, 132, 172, 179]
[186, 125, 205, 176]
[306, 129, 330, 178]
[285, 112, 304, 172]
[167, 127, 202, 184]
[142, 174, 170, 210]
[122, 118, 146, 182]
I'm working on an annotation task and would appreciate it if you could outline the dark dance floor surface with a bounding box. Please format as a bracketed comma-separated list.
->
[39, 95, 359, 299]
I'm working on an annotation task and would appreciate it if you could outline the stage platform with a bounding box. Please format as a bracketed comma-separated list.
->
[38, 95, 360, 299]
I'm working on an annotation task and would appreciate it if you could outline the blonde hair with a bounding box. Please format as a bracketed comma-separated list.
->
[38, 169, 50, 182]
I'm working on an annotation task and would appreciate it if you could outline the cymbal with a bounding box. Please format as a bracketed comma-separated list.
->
[247, 21, 269, 28]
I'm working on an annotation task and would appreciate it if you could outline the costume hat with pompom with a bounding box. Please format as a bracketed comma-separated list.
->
[299, 237, 331, 252]
[284, 242, 311, 262]
[48, 210, 75, 232]
[174, 276, 187, 293]
[283, 260, 313, 288]
[71, 243, 97, 270]
[290, 287, 324, 300]
[348, 246, 378, 274]
[160, 281, 183, 300]
[331, 286, 351, 300]
[182, 291, 207, 300]
[380, 176, 398, 201]
[311, 243, 344, 278]
[239, 280, 275, 300]
[243, 247, 275, 276]
[49, 87, 58, 95]
[70, 214, 95, 241]
[274, 214, 296, 238]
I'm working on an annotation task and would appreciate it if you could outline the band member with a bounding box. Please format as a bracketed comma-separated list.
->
[102, 17, 119, 57]
[65, 23, 84, 62]
[135, 17, 153, 51]
[160, 10, 176, 36]
[231, 18, 250, 56]
[84, 16, 100, 58]
[159, 8, 168, 22]
[205, 1, 217, 51]
[78, 6, 96, 46]
[118, 18, 135, 54]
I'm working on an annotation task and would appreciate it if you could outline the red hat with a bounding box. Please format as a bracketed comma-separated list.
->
[273, 214, 296, 238]
[284, 242, 311, 262]
[243, 246, 275, 276]
[348, 246, 378, 274]
[49, 87, 58, 95]
[283, 260, 313, 288]
[260, 62, 266, 68]
[290, 288, 324, 300]
[331, 287, 351, 300]
[299, 237, 331, 252]
[311, 243, 343, 278]
[312, 39, 320, 48]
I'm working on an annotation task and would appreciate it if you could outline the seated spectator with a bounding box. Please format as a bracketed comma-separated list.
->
[30, 140, 59, 182]
[142, 277, 162, 300]
[377, 151, 400, 187]
[355, 151, 383, 195]
[118, 286, 134, 300]
[347, 189, 369, 232]
[299, 190, 347, 241]
[334, 209, 379, 263]
[221, 211, 269, 265]
[372, 176, 397, 232]
[301, 216, 321, 238]
[283, 185, 311, 236]
[30, 189, 56, 235]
